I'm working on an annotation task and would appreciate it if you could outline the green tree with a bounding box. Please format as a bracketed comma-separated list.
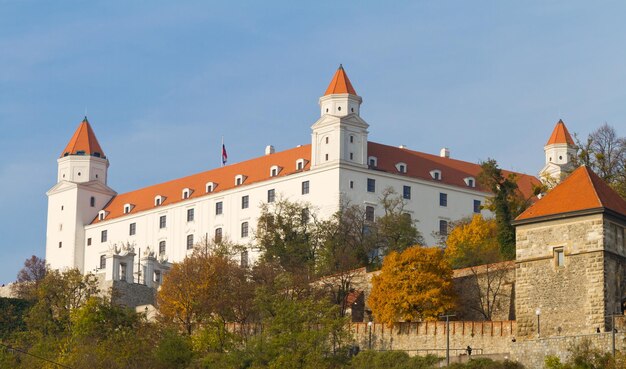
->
[247, 292, 350, 369]
[377, 187, 423, 255]
[478, 159, 530, 259]
[256, 199, 319, 277]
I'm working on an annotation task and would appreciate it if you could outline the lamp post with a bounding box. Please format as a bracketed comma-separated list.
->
[440, 313, 456, 366]
[367, 321, 373, 350]
[535, 308, 541, 338]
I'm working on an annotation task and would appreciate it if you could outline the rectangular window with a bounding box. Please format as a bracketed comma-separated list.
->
[129, 223, 136, 236]
[186, 234, 194, 250]
[439, 220, 448, 236]
[159, 240, 166, 255]
[350, 152, 354, 160]
[87, 238, 92, 246]
[101, 230, 108, 242]
[241, 222, 249, 238]
[187, 208, 194, 222]
[439, 193, 448, 207]
[268, 189, 275, 203]
[555, 249, 564, 267]
[365, 206, 375, 222]
[58, 241, 62, 248]
[100, 255, 106, 269]
[403, 185, 411, 199]
[367, 178, 376, 193]
[216, 201, 223, 215]
[350, 180, 354, 189]
[619, 227, 625, 250]
[159, 215, 166, 229]
[302, 181, 310, 195]
[301, 208, 309, 223]
[473, 200, 481, 213]
[242, 195, 249, 209]
[90, 196, 95, 207]
[215, 228, 223, 243]
[241, 250, 249, 268]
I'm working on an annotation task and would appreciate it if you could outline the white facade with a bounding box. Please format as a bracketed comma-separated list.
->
[46, 67, 535, 285]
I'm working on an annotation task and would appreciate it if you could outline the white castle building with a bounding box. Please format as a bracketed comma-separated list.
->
[46, 66, 555, 287]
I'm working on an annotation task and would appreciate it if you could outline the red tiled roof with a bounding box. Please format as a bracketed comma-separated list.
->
[92, 145, 311, 223]
[324, 65, 357, 96]
[546, 119, 575, 146]
[93, 142, 540, 224]
[61, 117, 106, 158]
[368, 142, 540, 199]
[516, 166, 626, 221]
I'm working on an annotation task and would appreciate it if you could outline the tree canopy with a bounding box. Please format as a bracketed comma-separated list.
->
[368, 246, 455, 325]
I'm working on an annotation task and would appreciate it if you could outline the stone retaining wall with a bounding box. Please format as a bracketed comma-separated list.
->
[350, 321, 515, 357]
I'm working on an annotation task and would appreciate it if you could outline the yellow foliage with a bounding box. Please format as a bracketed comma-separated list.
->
[368, 246, 455, 326]
[445, 215, 501, 269]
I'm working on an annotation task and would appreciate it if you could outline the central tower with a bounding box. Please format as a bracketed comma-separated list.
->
[311, 65, 369, 168]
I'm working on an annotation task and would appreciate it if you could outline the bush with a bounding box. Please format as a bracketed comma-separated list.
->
[448, 358, 525, 369]
[349, 350, 440, 369]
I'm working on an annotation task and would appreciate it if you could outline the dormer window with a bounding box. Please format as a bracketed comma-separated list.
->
[430, 170, 442, 180]
[123, 203, 134, 214]
[296, 158, 307, 171]
[395, 162, 407, 173]
[182, 188, 193, 199]
[235, 175, 247, 186]
[270, 165, 282, 177]
[205, 182, 216, 193]
[154, 195, 165, 206]
[368, 156, 378, 168]
[98, 210, 108, 220]
[464, 177, 476, 187]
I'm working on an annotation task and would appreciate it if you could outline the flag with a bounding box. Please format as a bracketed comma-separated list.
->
[221, 140, 228, 166]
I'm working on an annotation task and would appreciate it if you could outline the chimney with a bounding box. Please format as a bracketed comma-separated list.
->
[265, 145, 275, 155]
[440, 147, 450, 158]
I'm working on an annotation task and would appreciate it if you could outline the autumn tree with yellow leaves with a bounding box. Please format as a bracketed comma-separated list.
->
[368, 246, 455, 325]
[444, 214, 501, 269]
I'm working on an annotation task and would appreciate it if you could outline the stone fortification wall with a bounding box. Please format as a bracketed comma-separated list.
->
[510, 332, 626, 369]
[350, 321, 515, 357]
[453, 262, 515, 321]
[97, 273, 156, 308]
[0, 283, 15, 298]
[515, 215, 607, 338]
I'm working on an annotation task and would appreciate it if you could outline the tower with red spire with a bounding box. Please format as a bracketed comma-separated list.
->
[46, 117, 116, 272]
[540, 119, 577, 185]
[311, 65, 369, 168]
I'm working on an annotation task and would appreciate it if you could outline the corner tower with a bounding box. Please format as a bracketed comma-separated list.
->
[311, 65, 369, 168]
[46, 118, 116, 272]
[540, 119, 577, 184]
[514, 166, 626, 337]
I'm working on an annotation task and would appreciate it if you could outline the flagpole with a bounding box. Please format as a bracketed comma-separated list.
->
[221, 136, 224, 167]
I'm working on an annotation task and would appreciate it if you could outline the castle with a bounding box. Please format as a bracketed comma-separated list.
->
[45, 66, 540, 287]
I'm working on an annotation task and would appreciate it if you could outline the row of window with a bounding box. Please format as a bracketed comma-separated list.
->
[366, 179, 481, 213]
[146, 161, 310, 209]
[92, 221, 249, 250]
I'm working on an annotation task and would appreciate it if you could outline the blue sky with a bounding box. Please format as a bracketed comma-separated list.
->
[1, 1, 625, 283]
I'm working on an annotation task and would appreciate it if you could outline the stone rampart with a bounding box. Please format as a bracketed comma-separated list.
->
[350, 321, 515, 357]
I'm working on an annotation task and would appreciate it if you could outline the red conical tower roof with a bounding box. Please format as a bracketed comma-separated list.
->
[546, 119, 575, 146]
[60, 117, 106, 159]
[324, 64, 357, 96]
[516, 166, 626, 221]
